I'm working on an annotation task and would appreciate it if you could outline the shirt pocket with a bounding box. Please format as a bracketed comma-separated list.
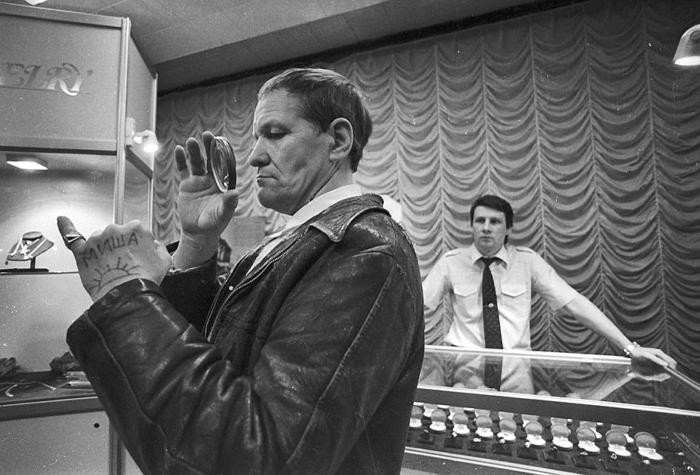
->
[452, 284, 481, 320]
[500, 282, 528, 306]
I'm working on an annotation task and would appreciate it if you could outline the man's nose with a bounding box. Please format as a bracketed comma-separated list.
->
[247, 139, 268, 167]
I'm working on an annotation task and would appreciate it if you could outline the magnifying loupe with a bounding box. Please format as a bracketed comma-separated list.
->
[209, 136, 237, 192]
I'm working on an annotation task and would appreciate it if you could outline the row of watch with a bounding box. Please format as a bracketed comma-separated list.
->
[410, 403, 664, 462]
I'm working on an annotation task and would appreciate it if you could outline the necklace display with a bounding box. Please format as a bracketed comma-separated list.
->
[3, 231, 54, 272]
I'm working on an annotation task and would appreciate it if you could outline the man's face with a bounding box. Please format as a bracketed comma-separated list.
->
[471, 206, 509, 256]
[248, 89, 336, 215]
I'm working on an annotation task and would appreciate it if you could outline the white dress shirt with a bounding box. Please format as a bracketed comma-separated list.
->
[423, 244, 578, 350]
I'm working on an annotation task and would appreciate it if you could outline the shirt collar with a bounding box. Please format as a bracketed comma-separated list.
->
[284, 184, 363, 231]
[470, 244, 511, 267]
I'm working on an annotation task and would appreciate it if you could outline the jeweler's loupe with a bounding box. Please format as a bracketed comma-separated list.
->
[209, 136, 237, 192]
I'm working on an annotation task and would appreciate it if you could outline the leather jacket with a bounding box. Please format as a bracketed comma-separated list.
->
[67, 194, 425, 474]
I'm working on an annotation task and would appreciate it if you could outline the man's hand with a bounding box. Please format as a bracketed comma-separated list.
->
[173, 131, 239, 269]
[629, 345, 677, 370]
[57, 217, 172, 302]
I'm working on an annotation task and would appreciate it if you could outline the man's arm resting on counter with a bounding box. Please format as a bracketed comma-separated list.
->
[561, 294, 676, 368]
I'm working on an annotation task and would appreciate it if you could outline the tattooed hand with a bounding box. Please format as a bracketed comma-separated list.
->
[57, 217, 172, 302]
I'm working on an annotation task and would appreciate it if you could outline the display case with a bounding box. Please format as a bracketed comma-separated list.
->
[1, 3, 156, 474]
[404, 345, 700, 474]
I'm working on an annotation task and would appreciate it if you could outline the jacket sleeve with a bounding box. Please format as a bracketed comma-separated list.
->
[159, 249, 219, 332]
[66, 240, 423, 474]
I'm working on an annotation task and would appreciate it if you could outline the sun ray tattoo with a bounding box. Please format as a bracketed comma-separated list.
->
[87, 256, 141, 294]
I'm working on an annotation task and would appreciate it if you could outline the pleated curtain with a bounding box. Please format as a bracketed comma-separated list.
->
[155, 0, 700, 378]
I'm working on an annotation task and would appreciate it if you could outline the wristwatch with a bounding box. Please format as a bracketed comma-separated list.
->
[623, 342, 639, 357]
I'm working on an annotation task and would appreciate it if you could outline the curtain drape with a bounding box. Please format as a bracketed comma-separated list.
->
[155, 0, 700, 377]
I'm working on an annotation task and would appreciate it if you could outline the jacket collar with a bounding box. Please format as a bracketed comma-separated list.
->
[284, 184, 362, 231]
[306, 193, 388, 243]
[238, 194, 388, 284]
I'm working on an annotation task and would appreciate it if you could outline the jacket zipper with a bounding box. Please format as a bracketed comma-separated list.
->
[203, 236, 299, 338]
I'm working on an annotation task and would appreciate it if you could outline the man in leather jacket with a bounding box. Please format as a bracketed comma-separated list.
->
[56, 68, 425, 474]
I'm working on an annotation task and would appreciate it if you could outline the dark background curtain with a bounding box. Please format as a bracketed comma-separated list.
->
[155, 0, 700, 378]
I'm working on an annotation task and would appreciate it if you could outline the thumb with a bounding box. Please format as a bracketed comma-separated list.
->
[57, 216, 87, 255]
[221, 189, 239, 212]
[218, 190, 239, 225]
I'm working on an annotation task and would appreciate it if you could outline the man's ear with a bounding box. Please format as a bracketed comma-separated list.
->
[328, 118, 353, 162]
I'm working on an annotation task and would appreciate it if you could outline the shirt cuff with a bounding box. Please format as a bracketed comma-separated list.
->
[165, 241, 217, 275]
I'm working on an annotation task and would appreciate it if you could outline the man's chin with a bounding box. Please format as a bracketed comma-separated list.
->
[258, 191, 290, 215]
[257, 191, 275, 210]
[475, 240, 499, 256]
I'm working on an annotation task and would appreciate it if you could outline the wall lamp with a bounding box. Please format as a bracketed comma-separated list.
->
[125, 117, 159, 153]
[673, 25, 700, 66]
[6, 156, 48, 171]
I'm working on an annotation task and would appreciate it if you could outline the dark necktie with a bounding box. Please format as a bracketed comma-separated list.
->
[481, 256, 503, 389]
[480, 256, 503, 348]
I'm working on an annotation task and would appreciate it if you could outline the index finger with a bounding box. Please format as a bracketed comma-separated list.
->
[57, 216, 86, 254]
[175, 145, 189, 182]
[202, 131, 215, 158]
[185, 137, 206, 176]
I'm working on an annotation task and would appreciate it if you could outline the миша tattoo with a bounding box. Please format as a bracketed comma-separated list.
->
[80, 232, 142, 294]
[81, 232, 139, 268]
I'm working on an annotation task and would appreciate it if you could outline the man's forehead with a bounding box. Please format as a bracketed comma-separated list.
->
[474, 206, 505, 219]
[254, 90, 302, 125]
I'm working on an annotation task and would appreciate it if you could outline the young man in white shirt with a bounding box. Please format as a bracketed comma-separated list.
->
[423, 194, 676, 364]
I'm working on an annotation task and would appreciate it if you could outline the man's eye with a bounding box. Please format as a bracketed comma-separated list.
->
[267, 130, 285, 139]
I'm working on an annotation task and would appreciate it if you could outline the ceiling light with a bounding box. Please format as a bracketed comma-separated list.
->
[24, 0, 48, 5]
[673, 25, 700, 66]
[6, 156, 48, 171]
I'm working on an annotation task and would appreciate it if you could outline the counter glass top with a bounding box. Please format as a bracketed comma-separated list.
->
[419, 345, 700, 413]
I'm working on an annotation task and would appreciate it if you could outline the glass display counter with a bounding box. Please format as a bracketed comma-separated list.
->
[404, 345, 700, 474]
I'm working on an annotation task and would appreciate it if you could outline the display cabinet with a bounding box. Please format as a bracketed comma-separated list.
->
[404, 345, 700, 474]
[1, 3, 156, 474]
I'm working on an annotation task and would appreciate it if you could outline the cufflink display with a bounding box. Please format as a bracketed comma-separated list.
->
[497, 417, 517, 442]
[409, 405, 423, 429]
[635, 432, 664, 462]
[524, 420, 546, 447]
[475, 415, 494, 439]
[605, 429, 632, 458]
[576, 426, 601, 454]
[428, 408, 447, 433]
[451, 413, 470, 436]
[551, 423, 573, 450]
